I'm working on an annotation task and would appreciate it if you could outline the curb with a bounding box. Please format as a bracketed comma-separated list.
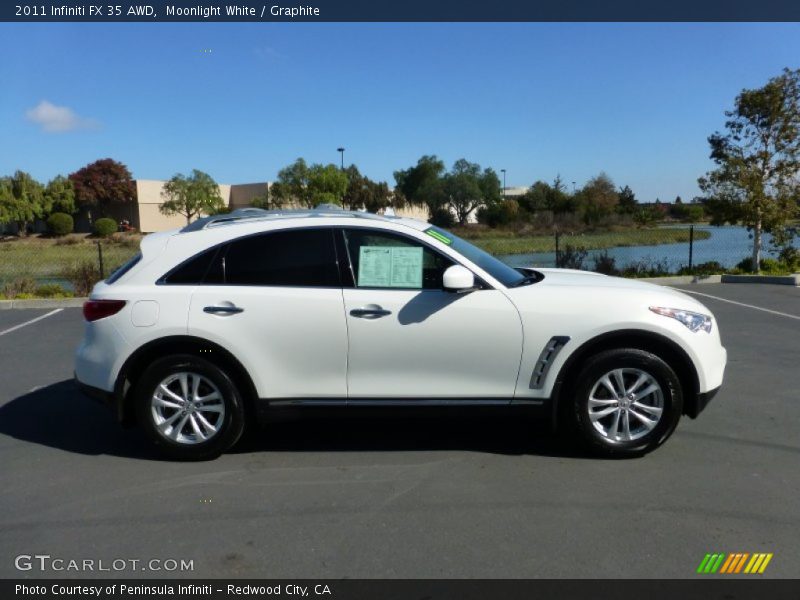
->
[721, 274, 799, 286]
[636, 275, 722, 285]
[0, 298, 88, 310]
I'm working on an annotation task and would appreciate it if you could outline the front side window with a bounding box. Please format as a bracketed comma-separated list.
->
[342, 229, 453, 290]
[424, 225, 526, 288]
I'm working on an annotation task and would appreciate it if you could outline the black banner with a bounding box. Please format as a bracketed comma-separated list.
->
[4, 580, 800, 600]
[4, 0, 800, 22]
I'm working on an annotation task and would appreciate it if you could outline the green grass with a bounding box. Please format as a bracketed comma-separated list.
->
[461, 228, 711, 255]
[0, 237, 139, 284]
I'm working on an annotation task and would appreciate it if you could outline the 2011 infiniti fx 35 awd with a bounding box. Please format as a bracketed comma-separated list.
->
[75, 207, 726, 460]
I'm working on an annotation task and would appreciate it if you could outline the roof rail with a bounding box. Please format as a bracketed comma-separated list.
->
[180, 208, 272, 232]
[179, 205, 407, 233]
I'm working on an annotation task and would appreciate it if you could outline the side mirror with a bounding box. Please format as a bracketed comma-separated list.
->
[443, 265, 476, 293]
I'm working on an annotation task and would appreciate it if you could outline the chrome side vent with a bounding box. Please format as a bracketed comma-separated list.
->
[529, 336, 570, 389]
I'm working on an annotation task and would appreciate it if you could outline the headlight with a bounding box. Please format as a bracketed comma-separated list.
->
[649, 306, 712, 333]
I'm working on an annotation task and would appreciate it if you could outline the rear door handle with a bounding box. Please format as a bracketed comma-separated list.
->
[350, 306, 392, 319]
[203, 305, 244, 315]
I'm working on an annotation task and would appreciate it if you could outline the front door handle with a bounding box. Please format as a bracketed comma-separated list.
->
[204, 305, 244, 315]
[350, 305, 392, 319]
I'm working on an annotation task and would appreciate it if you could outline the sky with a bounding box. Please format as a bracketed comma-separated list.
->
[1, 22, 799, 202]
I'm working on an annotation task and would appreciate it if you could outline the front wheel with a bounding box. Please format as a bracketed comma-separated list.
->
[135, 355, 246, 460]
[567, 348, 683, 457]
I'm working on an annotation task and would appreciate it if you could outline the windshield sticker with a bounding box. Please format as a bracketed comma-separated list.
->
[358, 246, 423, 288]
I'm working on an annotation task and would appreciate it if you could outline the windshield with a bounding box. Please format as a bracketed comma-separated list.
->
[424, 226, 526, 288]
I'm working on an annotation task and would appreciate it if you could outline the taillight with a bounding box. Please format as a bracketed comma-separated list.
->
[83, 300, 127, 322]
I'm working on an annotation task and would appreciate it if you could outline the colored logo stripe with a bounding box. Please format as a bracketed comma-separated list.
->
[425, 229, 452, 245]
[697, 553, 773, 574]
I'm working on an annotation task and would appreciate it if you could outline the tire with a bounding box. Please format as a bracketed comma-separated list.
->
[566, 348, 683, 457]
[134, 354, 246, 460]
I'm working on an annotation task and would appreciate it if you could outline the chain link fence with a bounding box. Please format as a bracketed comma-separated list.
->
[0, 236, 139, 299]
[1, 225, 797, 299]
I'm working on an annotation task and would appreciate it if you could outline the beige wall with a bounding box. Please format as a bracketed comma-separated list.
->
[135, 179, 233, 233]
[230, 182, 270, 209]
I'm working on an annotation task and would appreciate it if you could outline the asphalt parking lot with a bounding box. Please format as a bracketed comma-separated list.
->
[0, 283, 797, 579]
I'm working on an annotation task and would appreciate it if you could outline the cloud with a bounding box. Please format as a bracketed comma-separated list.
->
[25, 100, 98, 133]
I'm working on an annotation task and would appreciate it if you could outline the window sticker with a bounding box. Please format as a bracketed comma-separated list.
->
[358, 246, 423, 288]
[425, 229, 452, 245]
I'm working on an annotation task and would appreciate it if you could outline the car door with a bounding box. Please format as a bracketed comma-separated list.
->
[185, 227, 348, 399]
[339, 227, 523, 400]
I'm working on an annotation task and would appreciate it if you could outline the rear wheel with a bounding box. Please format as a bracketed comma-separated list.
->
[135, 355, 246, 460]
[567, 348, 683, 457]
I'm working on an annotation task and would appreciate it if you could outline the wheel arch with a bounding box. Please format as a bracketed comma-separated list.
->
[115, 336, 258, 427]
[549, 329, 700, 429]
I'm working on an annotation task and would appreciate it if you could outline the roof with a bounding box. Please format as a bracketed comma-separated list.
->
[180, 206, 429, 233]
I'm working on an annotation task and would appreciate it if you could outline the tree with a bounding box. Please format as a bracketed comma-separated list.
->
[520, 177, 576, 215]
[617, 185, 638, 215]
[44, 175, 76, 214]
[393, 155, 446, 214]
[342, 165, 393, 213]
[160, 169, 225, 224]
[437, 159, 497, 225]
[0, 171, 47, 235]
[579, 173, 619, 225]
[68, 158, 135, 221]
[270, 159, 348, 207]
[271, 158, 312, 207]
[307, 163, 348, 206]
[699, 68, 800, 271]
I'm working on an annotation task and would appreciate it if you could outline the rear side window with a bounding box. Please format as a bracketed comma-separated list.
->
[161, 247, 221, 285]
[224, 229, 339, 287]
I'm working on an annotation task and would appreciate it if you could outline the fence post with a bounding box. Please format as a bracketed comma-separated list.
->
[688, 225, 694, 272]
[96, 241, 105, 279]
[554, 230, 560, 268]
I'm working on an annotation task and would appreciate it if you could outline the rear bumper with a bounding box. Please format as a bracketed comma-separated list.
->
[686, 385, 721, 419]
[72, 373, 118, 411]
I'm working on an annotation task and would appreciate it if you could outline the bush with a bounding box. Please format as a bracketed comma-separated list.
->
[54, 235, 83, 246]
[35, 283, 73, 298]
[2, 276, 38, 298]
[778, 246, 799, 271]
[93, 218, 118, 237]
[678, 261, 724, 276]
[619, 258, 671, 278]
[47, 212, 74, 236]
[592, 250, 618, 275]
[477, 200, 520, 228]
[61, 260, 102, 296]
[429, 207, 455, 228]
[735, 257, 756, 272]
[558, 245, 589, 270]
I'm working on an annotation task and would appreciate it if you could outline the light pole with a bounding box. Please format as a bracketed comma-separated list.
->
[500, 169, 506, 199]
[337, 147, 345, 170]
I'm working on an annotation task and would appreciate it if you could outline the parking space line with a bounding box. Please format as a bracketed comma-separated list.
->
[673, 288, 800, 321]
[0, 309, 64, 337]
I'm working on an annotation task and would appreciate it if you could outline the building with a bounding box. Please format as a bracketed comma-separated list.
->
[118, 180, 430, 233]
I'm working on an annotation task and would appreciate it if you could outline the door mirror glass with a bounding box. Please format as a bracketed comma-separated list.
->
[443, 265, 475, 292]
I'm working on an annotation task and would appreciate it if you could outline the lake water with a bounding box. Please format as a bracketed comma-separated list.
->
[497, 225, 800, 270]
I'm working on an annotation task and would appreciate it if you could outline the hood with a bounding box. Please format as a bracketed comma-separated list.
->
[522, 268, 711, 314]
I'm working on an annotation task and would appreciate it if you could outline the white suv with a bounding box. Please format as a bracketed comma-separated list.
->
[74, 208, 726, 460]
